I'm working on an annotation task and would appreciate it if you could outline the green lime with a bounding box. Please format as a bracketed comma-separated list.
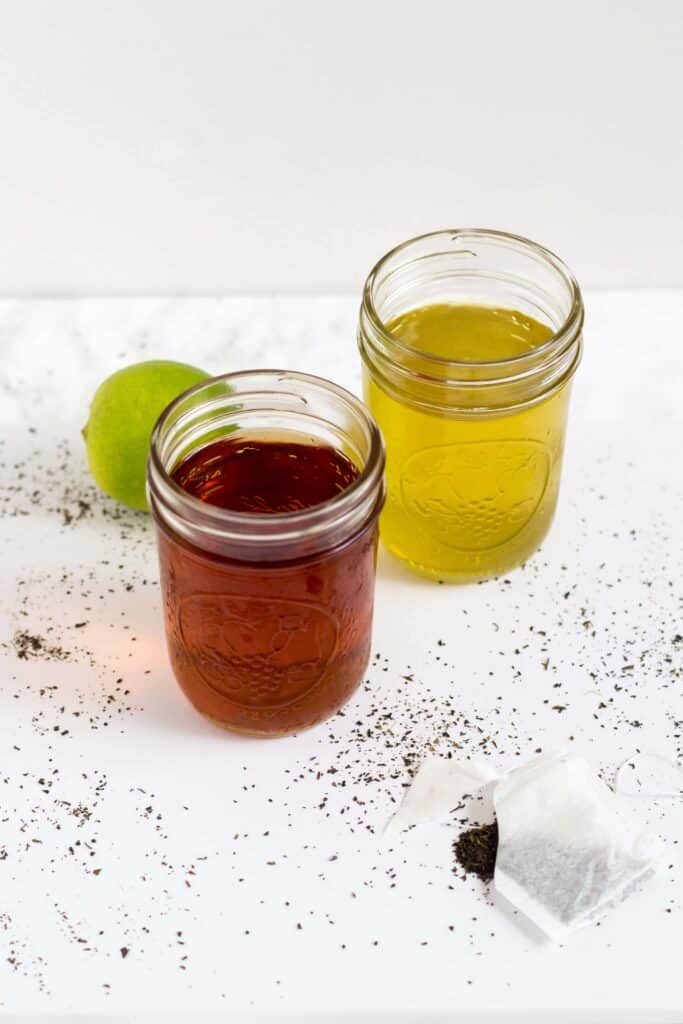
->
[83, 360, 209, 510]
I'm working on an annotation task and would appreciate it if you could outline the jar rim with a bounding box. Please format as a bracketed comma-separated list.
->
[147, 369, 385, 558]
[362, 227, 584, 371]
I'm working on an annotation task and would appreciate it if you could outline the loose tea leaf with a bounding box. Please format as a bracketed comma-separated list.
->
[453, 822, 498, 881]
[13, 630, 70, 662]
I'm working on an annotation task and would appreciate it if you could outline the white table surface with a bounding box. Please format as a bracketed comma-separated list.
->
[0, 293, 681, 1019]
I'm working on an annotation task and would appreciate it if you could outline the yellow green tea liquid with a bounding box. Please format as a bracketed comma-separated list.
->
[363, 304, 572, 582]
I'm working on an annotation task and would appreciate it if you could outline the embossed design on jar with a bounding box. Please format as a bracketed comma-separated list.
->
[177, 593, 339, 709]
[399, 440, 550, 551]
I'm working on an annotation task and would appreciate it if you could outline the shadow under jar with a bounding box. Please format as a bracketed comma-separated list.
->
[147, 371, 385, 737]
[358, 229, 584, 583]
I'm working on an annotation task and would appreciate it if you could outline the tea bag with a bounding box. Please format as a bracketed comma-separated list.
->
[493, 752, 666, 940]
[386, 755, 497, 833]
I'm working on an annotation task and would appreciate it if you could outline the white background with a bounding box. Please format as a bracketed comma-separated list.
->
[1, 291, 682, 1016]
[0, 0, 681, 295]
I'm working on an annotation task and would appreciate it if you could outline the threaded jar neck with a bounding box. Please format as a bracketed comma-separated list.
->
[147, 371, 385, 563]
[358, 228, 584, 415]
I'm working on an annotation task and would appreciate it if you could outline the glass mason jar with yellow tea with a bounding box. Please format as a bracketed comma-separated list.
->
[358, 230, 584, 582]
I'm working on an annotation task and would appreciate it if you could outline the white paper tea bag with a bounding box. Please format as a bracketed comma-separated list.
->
[386, 755, 497, 833]
[493, 752, 666, 940]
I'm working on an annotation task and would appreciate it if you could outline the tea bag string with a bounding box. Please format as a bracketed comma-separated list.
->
[614, 752, 683, 799]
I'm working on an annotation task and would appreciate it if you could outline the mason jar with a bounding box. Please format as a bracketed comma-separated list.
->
[147, 371, 385, 736]
[358, 229, 584, 582]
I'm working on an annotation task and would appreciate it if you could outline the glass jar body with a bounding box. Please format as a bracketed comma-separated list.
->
[358, 230, 583, 582]
[156, 517, 378, 736]
[362, 369, 572, 581]
[147, 371, 385, 735]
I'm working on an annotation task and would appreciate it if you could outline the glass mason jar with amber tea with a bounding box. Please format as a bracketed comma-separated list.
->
[147, 371, 385, 736]
[358, 229, 584, 582]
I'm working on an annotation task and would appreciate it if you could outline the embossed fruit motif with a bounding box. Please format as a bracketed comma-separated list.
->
[400, 440, 550, 551]
[179, 594, 338, 708]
